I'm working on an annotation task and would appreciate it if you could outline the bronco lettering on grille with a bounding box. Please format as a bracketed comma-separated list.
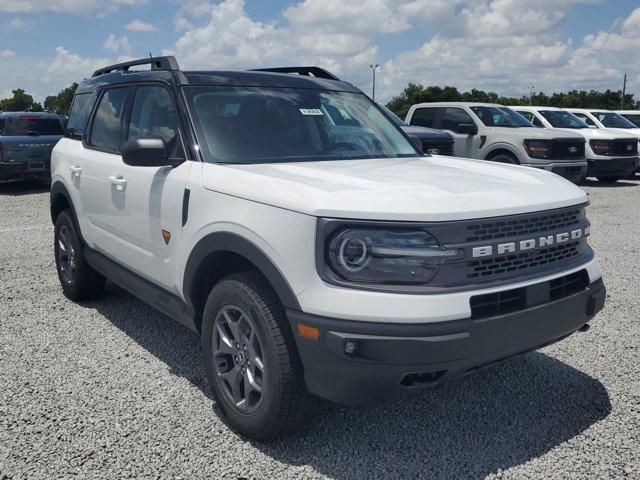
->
[472, 226, 590, 258]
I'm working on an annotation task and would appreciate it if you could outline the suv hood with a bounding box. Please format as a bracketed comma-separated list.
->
[202, 157, 587, 222]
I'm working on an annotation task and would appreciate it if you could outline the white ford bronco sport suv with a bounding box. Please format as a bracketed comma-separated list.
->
[515, 106, 639, 183]
[405, 102, 589, 183]
[50, 57, 606, 440]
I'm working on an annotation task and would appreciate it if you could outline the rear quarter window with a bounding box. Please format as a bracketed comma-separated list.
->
[67, 92, 97, 140]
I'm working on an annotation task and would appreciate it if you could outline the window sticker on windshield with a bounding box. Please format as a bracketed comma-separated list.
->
[299, 108, 323, 116]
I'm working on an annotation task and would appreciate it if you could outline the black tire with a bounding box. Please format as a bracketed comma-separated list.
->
[54, 210, 106, 301]
[596, 176, 622, 183]
[202, 271, 312, 440]
[488, 153, 519, 164]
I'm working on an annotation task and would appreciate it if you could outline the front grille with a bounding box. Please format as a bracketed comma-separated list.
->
[551, 139, 585, 159]
[466, 241, 581, 279]
[422, 140, 454, 156]
[610, 139, 638, 156]
[465, 208, 582, 242]
[470, 269, 589, 319]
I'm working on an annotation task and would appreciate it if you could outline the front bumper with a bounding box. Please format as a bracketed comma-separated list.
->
[0, 162, 50, 181]
[288, 276, 605, 405]
[587, 156, 639, 177]
[524, 161, 587, 183]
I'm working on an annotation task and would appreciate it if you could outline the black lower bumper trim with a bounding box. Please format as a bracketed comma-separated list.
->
[287, 278, 605, 405]
[587, 157, 638, 177]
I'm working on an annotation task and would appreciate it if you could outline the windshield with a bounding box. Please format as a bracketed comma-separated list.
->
[380, 105, 406, 126]
[591, 111, 637, 129]
[470, 106, 533, 127]
[0, 115, 64, 136]
[621, 113, 640, 127]
[540, 110, 589, 129]
[187, 86, 419, 164]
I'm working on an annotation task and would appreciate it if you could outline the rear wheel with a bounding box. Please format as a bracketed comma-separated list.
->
[54, 210, 106, 300]
[202, 272, 312, 440]
[597, 176, 622, 183]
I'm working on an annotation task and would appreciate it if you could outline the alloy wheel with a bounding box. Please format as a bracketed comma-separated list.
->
[212, 305, 265, 414]
[57, 225, 76, 284]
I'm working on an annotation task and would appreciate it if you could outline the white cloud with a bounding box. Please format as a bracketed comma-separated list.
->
[0, 49, 15, 58]
[103, 34, 133, 55]
[0, 0, 146, 13]
[125, 19, 157, 31]
[1, 0, 639, 106]
[8, 17, 26, 28]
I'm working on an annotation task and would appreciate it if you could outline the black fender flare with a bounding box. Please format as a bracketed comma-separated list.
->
[183, 232, 301, 316]
[50, 181, 76, 224]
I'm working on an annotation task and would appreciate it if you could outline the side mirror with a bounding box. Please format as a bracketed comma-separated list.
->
[122, 137, 180, 167]
[457, 123, 478, 135]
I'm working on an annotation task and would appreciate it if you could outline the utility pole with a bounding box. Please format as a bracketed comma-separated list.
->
[621, 74, 627, 110]
[528, 85, 535, 106]
[369, 64, 379, 101]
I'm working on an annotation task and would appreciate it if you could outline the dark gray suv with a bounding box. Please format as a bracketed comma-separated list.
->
[0, 112, 64, 182]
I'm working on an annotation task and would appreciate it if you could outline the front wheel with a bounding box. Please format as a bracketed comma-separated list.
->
[202, 272, 312, 440]
[488, 153, 518, 164]
[597, 176, 622, 183]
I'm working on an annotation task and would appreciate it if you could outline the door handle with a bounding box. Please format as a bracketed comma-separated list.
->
[108, 175, 127, 191]
[69, 165, 82, 176]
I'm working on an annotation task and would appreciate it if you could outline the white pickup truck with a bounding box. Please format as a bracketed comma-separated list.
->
[516, 106, 639, 183]
[405, 102, 588, 183]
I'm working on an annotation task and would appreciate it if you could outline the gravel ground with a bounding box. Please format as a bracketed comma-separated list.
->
[0, 177, 639, 480]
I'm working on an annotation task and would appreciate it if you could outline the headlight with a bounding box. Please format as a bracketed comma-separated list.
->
[589, 140, 611, 155]
[524, 139, 552, 159]
[325, 228, 461, 285]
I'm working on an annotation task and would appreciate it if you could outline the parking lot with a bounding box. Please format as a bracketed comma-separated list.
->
[0, 177, 638, 480]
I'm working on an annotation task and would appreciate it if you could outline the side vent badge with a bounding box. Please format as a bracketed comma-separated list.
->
[162, 229, 171, 245]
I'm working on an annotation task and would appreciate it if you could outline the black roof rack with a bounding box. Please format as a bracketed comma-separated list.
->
[250, 67, 340, 81]
[92, 56, 180, 77]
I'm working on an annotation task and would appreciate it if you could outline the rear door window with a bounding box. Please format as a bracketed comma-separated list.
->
[88, 88, 128, 153]
[409, 107, 437, 128]
[67, 92, 97, 140]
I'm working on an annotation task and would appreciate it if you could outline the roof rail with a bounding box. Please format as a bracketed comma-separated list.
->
[92, 56, 180, 77]
[250, 67, 340, 81]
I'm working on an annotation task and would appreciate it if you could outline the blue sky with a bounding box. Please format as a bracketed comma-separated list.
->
[1, 0, 639, 103]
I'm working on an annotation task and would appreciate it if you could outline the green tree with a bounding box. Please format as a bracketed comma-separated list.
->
[386, 84, 637, 117]
[43, 83, 78, 116]
[0, 89, 43, 112]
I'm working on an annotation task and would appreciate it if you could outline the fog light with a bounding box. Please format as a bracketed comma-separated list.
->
[344, 341, 358, 354]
